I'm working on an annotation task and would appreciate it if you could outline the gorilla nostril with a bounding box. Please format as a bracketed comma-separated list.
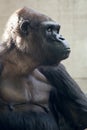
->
[59, 35, 65, 40]
[59, 37, 64, 40]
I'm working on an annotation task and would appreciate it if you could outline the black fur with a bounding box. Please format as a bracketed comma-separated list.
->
[0, 63, 87, 130]
[0, 111, 58, 130]
[39, 63, 87, 130]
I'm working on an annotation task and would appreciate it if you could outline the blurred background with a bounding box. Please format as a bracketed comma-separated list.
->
[0, 0, 87, 92]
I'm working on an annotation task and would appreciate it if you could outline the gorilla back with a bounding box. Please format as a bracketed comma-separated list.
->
[0, 7, 70, 130]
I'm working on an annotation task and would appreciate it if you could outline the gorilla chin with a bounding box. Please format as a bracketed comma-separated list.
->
[62, 48, 71, 59]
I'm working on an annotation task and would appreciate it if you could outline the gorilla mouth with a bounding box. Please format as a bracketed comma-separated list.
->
[49, 48, 71, 66]
[62, 48, 71, 59]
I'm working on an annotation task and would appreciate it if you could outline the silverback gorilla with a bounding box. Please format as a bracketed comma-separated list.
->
[0, 7, 87, 130]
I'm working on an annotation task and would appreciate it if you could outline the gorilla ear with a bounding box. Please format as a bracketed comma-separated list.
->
[20, 20, 30, 35]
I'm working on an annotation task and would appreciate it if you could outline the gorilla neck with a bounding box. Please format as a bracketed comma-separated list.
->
[1, 48, 40, 77]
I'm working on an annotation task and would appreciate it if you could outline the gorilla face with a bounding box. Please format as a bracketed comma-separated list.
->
[39, 21, 70, 65]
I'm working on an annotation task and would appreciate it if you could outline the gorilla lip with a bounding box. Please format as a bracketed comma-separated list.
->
[62, 48, 71, 59]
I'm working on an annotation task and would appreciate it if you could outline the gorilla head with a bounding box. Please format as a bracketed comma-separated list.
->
[2, 7, 70, 67]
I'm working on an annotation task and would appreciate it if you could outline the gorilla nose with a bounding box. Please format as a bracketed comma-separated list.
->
[59, 35, 65, 40]
[56, 34, 70, 49]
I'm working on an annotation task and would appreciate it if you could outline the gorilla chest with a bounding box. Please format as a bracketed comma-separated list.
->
[27, 74, 52, 104]
[0, 70, 52, 106]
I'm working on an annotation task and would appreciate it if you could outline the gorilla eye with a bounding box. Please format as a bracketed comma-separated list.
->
[47, 27, 52, 33]
[47, 26, 60, 34]
[57, 28, 60, 34]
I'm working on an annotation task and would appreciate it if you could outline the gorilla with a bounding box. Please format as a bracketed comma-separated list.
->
[0, 7, 87, 130]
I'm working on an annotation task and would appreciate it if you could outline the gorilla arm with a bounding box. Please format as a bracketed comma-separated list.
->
[39, 64, 87, 130]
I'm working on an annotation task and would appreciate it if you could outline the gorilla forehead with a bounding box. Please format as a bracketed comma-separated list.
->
[16, 7, 53, 25]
